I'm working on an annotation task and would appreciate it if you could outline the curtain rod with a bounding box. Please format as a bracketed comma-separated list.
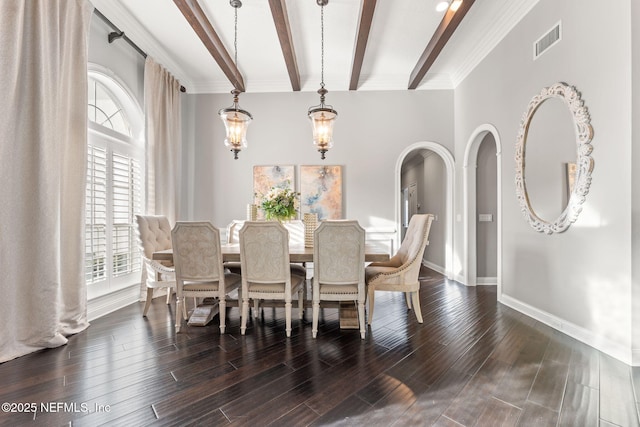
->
[94, 9, 187, 93]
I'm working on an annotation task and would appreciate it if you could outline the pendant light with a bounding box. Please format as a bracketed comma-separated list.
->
[308, 0, 337, 160]
[219, 0, 252, 160]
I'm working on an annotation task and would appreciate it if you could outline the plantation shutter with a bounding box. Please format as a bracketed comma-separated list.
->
[85, 144, 107, 284]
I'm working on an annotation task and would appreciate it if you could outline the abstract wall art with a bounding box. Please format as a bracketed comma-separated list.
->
[300, 165, 342, 220]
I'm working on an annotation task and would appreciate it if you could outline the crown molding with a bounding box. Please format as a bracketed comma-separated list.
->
[90, 0, 194, 90]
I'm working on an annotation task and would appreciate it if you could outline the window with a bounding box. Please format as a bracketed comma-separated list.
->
[88, 78, 132, 136]
[85, 65, 144, 298]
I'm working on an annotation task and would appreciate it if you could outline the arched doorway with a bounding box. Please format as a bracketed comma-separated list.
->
[395, 142, 455, 280]
[463, 124, 502, 295]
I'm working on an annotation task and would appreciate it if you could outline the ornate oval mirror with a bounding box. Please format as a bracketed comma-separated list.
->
[515, 82, 594, 234]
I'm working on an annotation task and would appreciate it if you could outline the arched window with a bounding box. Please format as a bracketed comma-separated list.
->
[88, 77, 132, 136]
[85, 64, 144, 298]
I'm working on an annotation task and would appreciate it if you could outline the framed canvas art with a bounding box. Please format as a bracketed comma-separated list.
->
[300, 165, 342, 220]
[253, 165, 295, 218]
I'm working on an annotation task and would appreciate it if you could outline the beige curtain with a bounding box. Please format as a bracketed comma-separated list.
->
[0, 0, 93, 362]
[144, 57, 182, 225]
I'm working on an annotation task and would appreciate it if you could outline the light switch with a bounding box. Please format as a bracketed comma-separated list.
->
[479, 214, 493, 222]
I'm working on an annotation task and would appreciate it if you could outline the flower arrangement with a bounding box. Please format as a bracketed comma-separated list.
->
[258, 183, 299, 222]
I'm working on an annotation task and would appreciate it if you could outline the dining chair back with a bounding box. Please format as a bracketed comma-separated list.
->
[365, 214, 434, 325]
[239, 221, 305, 337]
[135, 215, 176, 316]
[312, 220, 366, 339]
[171, 221, 241, 333]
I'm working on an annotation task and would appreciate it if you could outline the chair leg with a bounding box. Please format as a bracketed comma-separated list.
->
[285, 301, 292, 337]
[405, 292, 412, 309]
[411, 291, 423, 323]
[358, 301, 366, 339]
[367, 287, 375, 325]
[241, 298, 249, 335]
[166, 288, 172, 304]
[175, 297, 182, 333]
[312, 300, 320, 338]
[219, 298, 226, 334]
[298, 288, 304, 319]
[253, 299, 260, 318]
[143, 288, 154, 317]
[182, 296, 189, 320]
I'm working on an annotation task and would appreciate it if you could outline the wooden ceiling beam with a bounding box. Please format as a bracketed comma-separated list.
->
[268, 0, 301, 91]
[174, 0, 245, 92]
[408, 0, 475, 90]
[349, 0, 377, 91]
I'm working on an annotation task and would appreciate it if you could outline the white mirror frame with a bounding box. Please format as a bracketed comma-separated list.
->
[515, 82, 594, 234]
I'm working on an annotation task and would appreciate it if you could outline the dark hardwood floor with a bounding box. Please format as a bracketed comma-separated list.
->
[2, 267, 640, 426]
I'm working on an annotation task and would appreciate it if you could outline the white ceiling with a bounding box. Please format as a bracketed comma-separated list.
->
[90, 0, 539, 94]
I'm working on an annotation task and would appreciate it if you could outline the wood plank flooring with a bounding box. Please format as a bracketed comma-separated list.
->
[2, 268, 640, 426]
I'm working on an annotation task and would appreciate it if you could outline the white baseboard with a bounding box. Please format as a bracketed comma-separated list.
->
[476, 277, 497, 286]
[422, 260, 445, 276]
[87, 284, 141, 321]
[500, 294, 632, 366]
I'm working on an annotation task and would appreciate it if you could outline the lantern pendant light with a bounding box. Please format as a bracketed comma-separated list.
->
[219, 0, 252, 160]
[308, 0, 337, 160]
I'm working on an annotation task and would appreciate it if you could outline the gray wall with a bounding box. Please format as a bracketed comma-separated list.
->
[182, 90, 454, 234]
[400, 151, 447, 271]
[422, 152, 446, 270]
[454, 0, 633, 358]
[476, 134, 497, 278]
[88, 13, 145, 106]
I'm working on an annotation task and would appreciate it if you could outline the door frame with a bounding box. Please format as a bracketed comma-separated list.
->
[395, 141, 455, 280]
[463, 124, 502, 295]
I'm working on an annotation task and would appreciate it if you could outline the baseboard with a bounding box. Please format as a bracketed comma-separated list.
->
[87, 284, 141, 321]
[476, 277, 497, 286]
[500, 294, 632, 366]
[422, 260, 445, 276]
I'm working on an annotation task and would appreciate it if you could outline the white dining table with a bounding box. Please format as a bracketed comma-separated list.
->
[152, 242, 390, 264]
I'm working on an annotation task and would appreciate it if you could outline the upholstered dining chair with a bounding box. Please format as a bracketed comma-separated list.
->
[224, 220, 245, 274]
[365, 214, 434, 325]
[312, 220, 366, 339]
[171, 221, 241, 333]
[135, 215, 176, 317]
[239, 221, 305, 337]
[226, 219, 307, 277]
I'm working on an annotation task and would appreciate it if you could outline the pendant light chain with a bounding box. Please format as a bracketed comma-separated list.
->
[320, 4, 325, 89]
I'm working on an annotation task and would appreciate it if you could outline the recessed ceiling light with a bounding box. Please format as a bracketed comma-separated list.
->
[435, 1, 449, 12]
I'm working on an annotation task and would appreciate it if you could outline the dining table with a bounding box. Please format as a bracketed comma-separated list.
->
[152, 242, 391, 264]
[153, 242, 390, 329]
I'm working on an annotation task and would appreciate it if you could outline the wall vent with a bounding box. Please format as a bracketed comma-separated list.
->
[534, 21, 561, 60]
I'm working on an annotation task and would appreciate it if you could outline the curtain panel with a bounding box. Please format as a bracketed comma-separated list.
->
[0, 0, 93, 362]
[144, 57, 182, 226]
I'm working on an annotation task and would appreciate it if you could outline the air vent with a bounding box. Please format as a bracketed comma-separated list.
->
[534, 21, 561, 60]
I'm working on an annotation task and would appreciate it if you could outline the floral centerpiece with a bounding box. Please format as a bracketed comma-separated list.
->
[258, 183, 299, 222]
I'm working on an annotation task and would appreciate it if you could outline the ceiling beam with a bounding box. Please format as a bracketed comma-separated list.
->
[268, 0, 301, 91]
[408, 0, 475, 90]
[349, 0, 377, 91]
[174, 0, 245, 92]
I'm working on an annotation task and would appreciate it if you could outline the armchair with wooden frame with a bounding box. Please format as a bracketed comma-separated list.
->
[365, 214, 434, 325]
